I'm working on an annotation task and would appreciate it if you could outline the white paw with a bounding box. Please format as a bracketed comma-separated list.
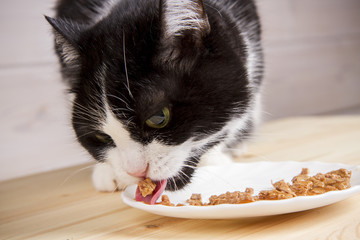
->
[92, 163, 118, 192]
[199, 144, 234, 167]
[92, 162, 140, 192]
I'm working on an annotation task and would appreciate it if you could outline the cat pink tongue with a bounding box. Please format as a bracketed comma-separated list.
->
[135, 179, 167, 205]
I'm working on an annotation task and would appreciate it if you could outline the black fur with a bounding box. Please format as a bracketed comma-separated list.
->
[46, 0, 263, 190]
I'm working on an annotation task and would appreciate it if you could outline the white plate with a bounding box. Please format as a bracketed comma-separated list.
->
[121, 161, 360, 219]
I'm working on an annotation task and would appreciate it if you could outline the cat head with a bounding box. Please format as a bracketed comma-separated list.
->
[46, 0, 252, 190]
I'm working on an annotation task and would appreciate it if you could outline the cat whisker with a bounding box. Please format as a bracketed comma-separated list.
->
[72, 112, 101, 124]
[185, 159, 199, 167]
[72, 102, 103, 124]
[72, 105, 99, 118]
[111, 181, 121, 194]
[58, 164, 95, 189]
[112, 88, 132, 105]
[72, 98, 105, 115]
[204, 2, 223, 18]
[110, 106, 130, 119]
[170, 176, 178, 191]
[106, 93, 134, 113]
[125, 116, 135, 127]
[176, 170, 188, 187]
[122, 82, 133, 101]
[111, 107, 134, 113]
[76, 130, 98, 140]
[71, 122, 100, 131]
[122, 30, 134, 100]
[259, 110, 273, 117]
[182, 164, 197, 170]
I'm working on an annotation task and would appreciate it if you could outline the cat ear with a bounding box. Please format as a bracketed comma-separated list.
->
[45, 16, 83, 65]
[159, 0, 210, 69]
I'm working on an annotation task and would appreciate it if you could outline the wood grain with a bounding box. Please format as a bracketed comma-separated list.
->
[1, 116, 359, 240]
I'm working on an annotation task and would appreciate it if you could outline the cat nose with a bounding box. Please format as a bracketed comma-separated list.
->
[127, 165, 148, 178]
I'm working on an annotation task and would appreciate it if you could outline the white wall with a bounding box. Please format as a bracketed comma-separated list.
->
[257, 0, 360, 120]
[0, 0, 91, 181]
[1, 0, 360, 181]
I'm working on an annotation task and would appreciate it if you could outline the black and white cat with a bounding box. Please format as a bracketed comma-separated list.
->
[46, 0, 264, 194]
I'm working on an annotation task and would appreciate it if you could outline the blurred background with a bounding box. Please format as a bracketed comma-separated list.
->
[1, 0, 360, 181]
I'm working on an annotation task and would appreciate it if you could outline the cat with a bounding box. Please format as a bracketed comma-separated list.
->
[46, 0, 264, 193]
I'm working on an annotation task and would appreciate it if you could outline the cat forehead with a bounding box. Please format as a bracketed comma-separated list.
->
[138, 88, 166, 105]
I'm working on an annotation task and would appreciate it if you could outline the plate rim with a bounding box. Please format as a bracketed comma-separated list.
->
[121, 161, 360, 219]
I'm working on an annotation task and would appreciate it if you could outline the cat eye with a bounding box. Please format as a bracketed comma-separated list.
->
[94, 132, 114, 145]
[145, 107, 170, 129]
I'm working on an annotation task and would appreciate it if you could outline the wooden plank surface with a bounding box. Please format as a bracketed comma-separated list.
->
[1, 116, 359, 240]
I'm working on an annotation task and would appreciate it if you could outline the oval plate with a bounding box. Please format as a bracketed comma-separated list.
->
[121, 161, 360, 219]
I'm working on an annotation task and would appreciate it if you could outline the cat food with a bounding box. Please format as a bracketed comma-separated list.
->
[159, 195, 174, 206]
[138, 178, 157, 197]
[187, 194, 204, 206]
[208, 188, 256, 205]
[257, 180, 296, 200]
[258, 168, 351, 200]
[152, 168, 352, 206]
[290, 168, 351, 196]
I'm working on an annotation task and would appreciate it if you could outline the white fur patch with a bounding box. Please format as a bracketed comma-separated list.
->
[92, 162, 118, 192]
[242, 32, 255, 83]
[163, 0, 210, 39]
[242, 30, 263, 88]
[252, 92, 262, 127]
[102, 106, 145, 173]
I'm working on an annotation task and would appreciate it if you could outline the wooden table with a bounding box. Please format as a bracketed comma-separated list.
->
[1, 116, 360, 240]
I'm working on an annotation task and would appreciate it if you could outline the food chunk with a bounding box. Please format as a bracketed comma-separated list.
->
[208, 189, 256, 205]
[290, 168, 351, 196]
[257, 180, 296, 200]
[258, 189, 295, 200]
[138, 178, 157, 197]
[273, 180, 296, 196]
[159, 195, 174, 206]
[187, 194, 204, 206]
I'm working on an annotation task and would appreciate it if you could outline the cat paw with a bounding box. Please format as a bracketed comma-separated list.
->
[92, 162, 140, 192]
[92, 163, 119, 192]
